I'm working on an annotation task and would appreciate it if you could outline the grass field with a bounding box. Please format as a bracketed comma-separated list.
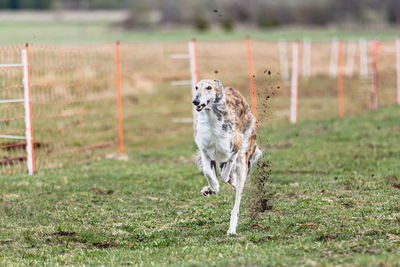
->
[1, 105, 399, 266]
[1, 21, 400, 45]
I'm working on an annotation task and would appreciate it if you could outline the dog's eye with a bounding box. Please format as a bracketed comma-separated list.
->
[206, 86, 212, 90]
[195, 86, 198, 90]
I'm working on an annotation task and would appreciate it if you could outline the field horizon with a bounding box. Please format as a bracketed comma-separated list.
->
[1, 21, 400, 45]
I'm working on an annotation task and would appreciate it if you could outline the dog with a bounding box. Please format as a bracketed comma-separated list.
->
[192, 79, 262, 235]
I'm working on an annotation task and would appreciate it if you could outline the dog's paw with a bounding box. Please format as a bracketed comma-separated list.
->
[201, 186, 216, 197]
[227, 228, 237, 235]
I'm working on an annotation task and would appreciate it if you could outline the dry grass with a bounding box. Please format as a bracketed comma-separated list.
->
[1, 40, 399, 173]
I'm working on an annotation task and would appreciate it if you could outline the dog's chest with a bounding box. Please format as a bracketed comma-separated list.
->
[195, 112, 233, 162]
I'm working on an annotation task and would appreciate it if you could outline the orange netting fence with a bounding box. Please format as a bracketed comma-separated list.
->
[1, 43, 121, 175]
[1, 39, 400, 176]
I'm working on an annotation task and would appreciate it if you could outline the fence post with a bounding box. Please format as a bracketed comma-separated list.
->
[290, 42, 300, 124]
[396, 38, 400, 105]
[278, 40, 289, 81]
[345, 41, 355, 77]
[116, 41, 124, 155]
[371, 40, 379, 111]
[359, 39, 368, 79]
[329, 39, 338, 78]
[22, 44, 34, 175]
[188, 39, 199, 132]
[302, 39, 311, 79]
[338, 40, 344, 118]
[246, 37, 258, 126]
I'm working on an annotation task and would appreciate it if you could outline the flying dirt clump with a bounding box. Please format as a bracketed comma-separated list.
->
[249, 159, 272, 217]
[247, 67, 279, 219]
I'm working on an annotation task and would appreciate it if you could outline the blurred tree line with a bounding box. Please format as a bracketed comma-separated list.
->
[1, 0, 400, 30]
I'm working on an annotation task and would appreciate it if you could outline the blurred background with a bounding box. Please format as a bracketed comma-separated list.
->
[1, 0, 400, 44]
[1, 0, 400, 174]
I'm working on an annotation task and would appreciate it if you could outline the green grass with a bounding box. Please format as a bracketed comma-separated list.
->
[1, 105, 400, 266]
[1, 21, 400, 45]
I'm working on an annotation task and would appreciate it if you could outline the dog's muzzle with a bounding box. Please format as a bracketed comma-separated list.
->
[192, 99, 210, 112]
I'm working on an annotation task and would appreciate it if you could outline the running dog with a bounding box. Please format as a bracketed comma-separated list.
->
[192, 79, 262, 235]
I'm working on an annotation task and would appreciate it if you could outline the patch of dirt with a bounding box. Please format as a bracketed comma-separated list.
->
[128, 95, 138, 103]
[301, 223, 318, 228]
[51, 231, 76, 237]
[318, 233, 338, 241]
[0, 240, 14, 245]
[91, 188, 114, 195]
[250, 235, 276, 243]
[146, 157, 166, 164]
[267, 142, 292, 151]
[174, 155, 196, 165]
[92, 241, 115, 249]
[385, 176, 400, 189]
[105, 154, 129, 161]
[46, 232, 116, 249]
[275, 170, 328, 175]
[366, 143, 384, 149]
[342, 202, 354, 208]
[393, 183, 400, 189]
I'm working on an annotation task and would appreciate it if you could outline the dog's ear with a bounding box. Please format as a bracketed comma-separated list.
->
[214, 79, 222, 86]
[213, 80, 224, 103]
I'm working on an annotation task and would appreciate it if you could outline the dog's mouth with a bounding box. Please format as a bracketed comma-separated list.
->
[195, 100, 210, 112]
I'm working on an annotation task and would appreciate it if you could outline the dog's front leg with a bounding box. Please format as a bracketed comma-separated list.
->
[219, 152, 238, 183]
[200, 150, 219, 197]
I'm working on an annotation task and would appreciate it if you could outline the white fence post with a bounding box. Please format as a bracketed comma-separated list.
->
[345, 41, 355, 77]
[329, 39, 338, 78]
[370, 40, 379, 111]
[290, 42, 300, 124]
[302, 39, 311, 79]
[188, 40, 199, 133]
[22, 48, 34, 175]
[359, 39, 368, 79]
[278, 40, 289, 81]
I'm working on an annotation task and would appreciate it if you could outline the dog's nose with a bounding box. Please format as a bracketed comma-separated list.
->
[192, 98, 200, 106]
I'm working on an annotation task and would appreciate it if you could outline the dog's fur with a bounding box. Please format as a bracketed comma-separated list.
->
[192, 79, 262, 235]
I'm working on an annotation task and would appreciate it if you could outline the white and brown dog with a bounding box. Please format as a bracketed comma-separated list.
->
[192, 79, 262, 235]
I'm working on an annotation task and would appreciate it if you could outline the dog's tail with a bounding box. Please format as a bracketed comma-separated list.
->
[250, 146, 262, 166]
[247, 145, 262, 177]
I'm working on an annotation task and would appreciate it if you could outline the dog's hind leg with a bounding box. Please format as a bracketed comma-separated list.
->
[200, 150, 219, 197]
[227, 154, 247, 235]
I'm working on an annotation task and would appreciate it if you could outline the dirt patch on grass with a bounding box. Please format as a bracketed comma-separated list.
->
[0, 239, 14, 245]
[51, 231, 76, 237]
[91, 241, 115, 249]
[91, 188, 114, 195]
[317, 233, 338, 241]
[267, 142, 292, 151]
[274, 170, 328, 175]
[46, 231, 117, 249]
[385, 176, 400, 189]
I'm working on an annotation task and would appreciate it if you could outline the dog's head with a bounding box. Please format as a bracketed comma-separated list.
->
[192, 79, 224, 112]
